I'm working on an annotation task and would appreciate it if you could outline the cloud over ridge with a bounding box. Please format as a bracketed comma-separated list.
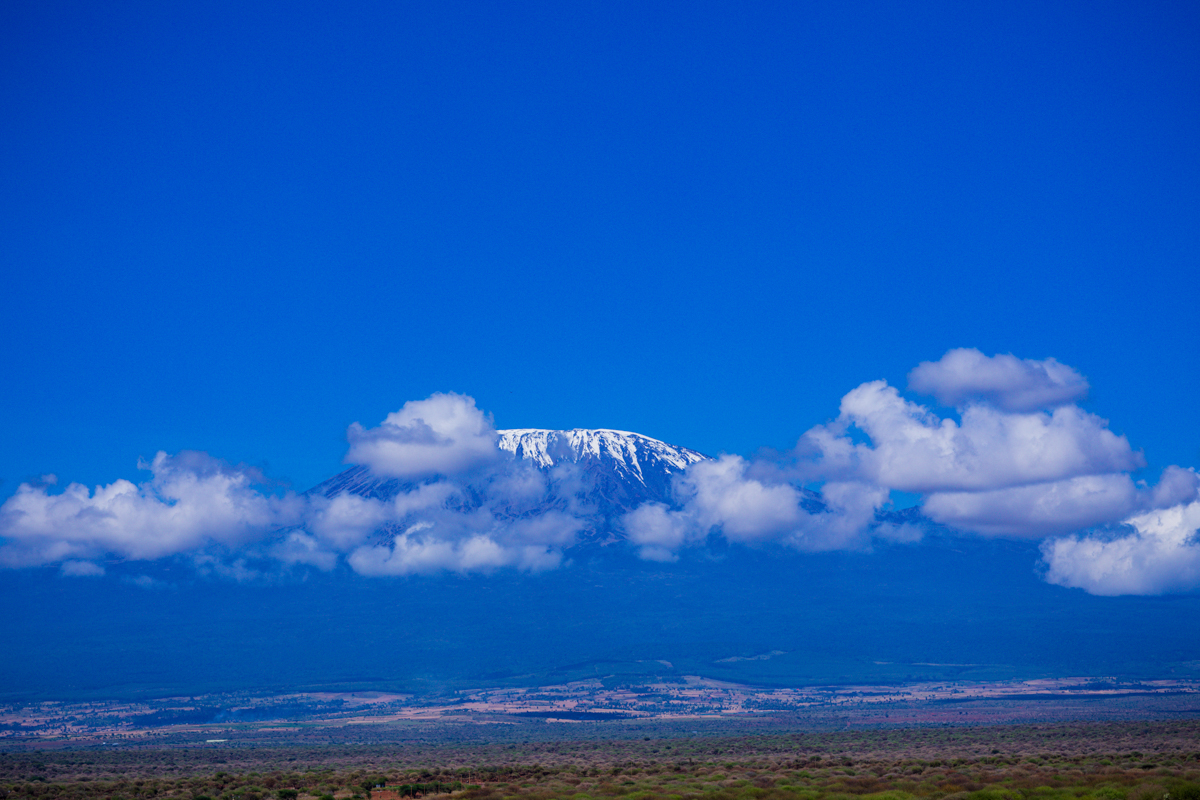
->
[0, 451, 303, 570]
[1042, 491, 1200, 595]
[621, 349, 1198, 594]
[344, 393, 501, 478]
[2, 349, 1198, 596]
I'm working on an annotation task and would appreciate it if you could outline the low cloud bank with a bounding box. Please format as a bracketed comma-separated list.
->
[624, 456, 886, 559]
[1042, 495, 1200, 595]
[623, 349, 1200, 594]
[0, 394, 589, 578]
[0, 451, 303, 569]
[3, 354, 1198, 594]
[326, 394, 591, 574]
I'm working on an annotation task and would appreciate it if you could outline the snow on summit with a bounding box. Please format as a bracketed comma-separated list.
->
[303, 427, 712, 551]
[497, 429, 708, 486]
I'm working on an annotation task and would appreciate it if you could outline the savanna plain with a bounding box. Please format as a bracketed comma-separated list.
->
[4, 713, 1199, 800]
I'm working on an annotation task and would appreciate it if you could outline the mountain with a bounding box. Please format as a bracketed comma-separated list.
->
[307, 428, 710, 545]
[497, 428, 708, 517]
[306, 428, 930, 549]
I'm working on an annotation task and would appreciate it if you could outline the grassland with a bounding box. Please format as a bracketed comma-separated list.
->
[1, 720, 1198, 800]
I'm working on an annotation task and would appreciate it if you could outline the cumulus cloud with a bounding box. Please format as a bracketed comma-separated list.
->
[620, 349, 1195, 582]
[299, 452, 588, 576]
[304, 483, 457, 551]
[344, 393, 501, 478]
[272, 394, 593, 576]
[0, 451, 302, 568]
[908, 348, 1089, 412]
[677, 456, 807, 542]
[924, 466, 1200, 539]
[5, 370, 1197, 595]
[1042, 492, 1200, 595]
[923, 474, 1142, 538]
[270, 531, 339, 571]
[800, 380, 1142, 493]
[0, 395, 595, 578]
[622, 457, 889, 559]
[1146, 464, 1200, 508]
[335, 477, 588, 575]
[304, 402, 599, 576]
[346, 509, 580, 576]
[773, 362, 1175, 547]
[624, 503, 697, 562]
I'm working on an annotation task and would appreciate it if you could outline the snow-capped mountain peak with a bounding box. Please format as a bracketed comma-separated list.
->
[497, 428, 708, 486]
[305, 427, 711, 547]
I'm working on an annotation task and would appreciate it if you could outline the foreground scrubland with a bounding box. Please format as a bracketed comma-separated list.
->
[1, 721, 1198, 800]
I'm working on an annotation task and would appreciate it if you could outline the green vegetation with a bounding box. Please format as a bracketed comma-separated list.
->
[0, 721, 1196, 800]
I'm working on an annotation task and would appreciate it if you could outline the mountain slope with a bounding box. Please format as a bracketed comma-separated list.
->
[498, 428, 707, 518]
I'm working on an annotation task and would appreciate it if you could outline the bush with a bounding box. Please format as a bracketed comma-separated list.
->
[1127, 785, 1166, 800]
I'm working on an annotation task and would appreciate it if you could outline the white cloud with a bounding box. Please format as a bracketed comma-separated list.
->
[6, 376, 1196, 592]
[1042, 496, 1200, 595]
[275, 394, 589, 576]
[618, 351, 1194, 574]
[923, 474, 1142, 537]
[346, 515, 569, 576]
[788, 373, 1200, 549]
[925, 466, 1200, 539]
[303, 493, 393, 550]
[801, 381, 1142, 494]
[0, 451, 302, 567]
[303, 482, 457, 551]
[621, 460, 890, 560]
[305, 460, 586, 576]
[344, 393, 501, 478]
[270, 531, 339, 571]
[623, 502, 696, 562]
[1146, 464, 1200, 508]
[0, 427, 590, 578]
[678, 455, 806, 542]
[908, 348, 1089, 412]
[60, 560, 104, 577]
[798, 481, 889, 550]
[503, 511, 586, 547]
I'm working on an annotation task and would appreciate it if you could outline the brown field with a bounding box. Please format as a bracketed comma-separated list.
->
[2, 677, 1198, 747]
[0, 719, 1198, 800]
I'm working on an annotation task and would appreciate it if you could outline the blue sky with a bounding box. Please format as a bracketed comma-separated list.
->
[5, 2, 1200, 699]
[2, 3, 1199, 562]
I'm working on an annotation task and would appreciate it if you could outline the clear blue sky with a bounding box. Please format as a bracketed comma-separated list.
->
[3, 0, 1198, 495]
